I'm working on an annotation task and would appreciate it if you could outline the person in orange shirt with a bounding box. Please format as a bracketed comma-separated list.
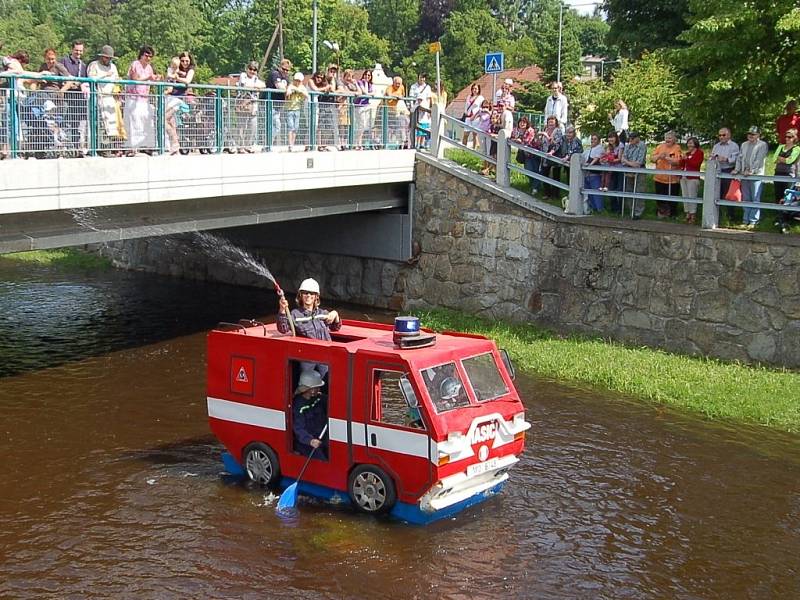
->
[385, 76, 406, 147]
[652, 130, 683, 219]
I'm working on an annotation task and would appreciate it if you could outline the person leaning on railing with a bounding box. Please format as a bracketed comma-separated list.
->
[87, 45, 125, 155]
[680, 136, 704, 225]
[1, 51, 37, 160]
[620, 131, 647, 219]
[651, 130, 683, 219]
[385, 76, 406, 148]
[233, 61, 265, 153]
[710, 127, 739, 222]
[124, 45, 161, 156]
[539, 116, 563, 198]
[733, 126, 768, 228]
[308, 69, 336, 150]
[773, 128, 800, 234]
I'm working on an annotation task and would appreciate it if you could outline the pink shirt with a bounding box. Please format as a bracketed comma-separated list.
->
[127, 60, 154, 96]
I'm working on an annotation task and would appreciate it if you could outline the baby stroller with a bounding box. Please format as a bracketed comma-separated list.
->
[19, 94, 76, 158]
[195, 92, 218, 154]
[175, 94, 201, 154]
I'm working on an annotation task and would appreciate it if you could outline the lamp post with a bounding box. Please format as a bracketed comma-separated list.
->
[323, 40, 340, 70]
[312, 0, 318, 73]
[557, 2, 563, 83]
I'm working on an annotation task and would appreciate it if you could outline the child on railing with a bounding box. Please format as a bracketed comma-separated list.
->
[476, 100, 492, 175]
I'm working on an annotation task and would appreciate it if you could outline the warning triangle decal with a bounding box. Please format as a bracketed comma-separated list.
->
[236, 366, 249, 382]
[488, 57, 500, 71]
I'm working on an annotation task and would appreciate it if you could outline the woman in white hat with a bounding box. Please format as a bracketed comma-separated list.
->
[277, 277, 340, 340]
[278, 277, 340, 379]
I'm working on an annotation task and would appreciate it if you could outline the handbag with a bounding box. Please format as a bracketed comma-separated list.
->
[724, 179, 742, 202]
[516, 149, 526, 164]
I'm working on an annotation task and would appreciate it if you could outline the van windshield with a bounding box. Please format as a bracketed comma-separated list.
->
[462, 352, 508, 402]
[420, 362, 470, 413]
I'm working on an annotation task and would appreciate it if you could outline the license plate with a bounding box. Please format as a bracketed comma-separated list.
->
[467, 458, 499, 477]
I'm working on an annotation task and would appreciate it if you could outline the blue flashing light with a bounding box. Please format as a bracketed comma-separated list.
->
[394, 316, 420, 334]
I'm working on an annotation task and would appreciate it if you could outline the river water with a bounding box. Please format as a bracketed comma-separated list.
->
[1, 256, 799, 599]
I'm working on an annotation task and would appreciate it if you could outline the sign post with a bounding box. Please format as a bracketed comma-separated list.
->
[429, 42, 442, 97]
[484, 51, 504, 103]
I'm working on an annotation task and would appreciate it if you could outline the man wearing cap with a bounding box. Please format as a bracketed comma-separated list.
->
[292, 370, 328, 458]
[620, 131, 647, 219]
[734, 126, 768, 227]
[266, 58, 292, 146]
[87, 46, 123, 150]
[544, 81, 568, 131]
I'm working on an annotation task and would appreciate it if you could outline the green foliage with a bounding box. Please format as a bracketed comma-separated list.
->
[527, 0, 582, 81]
[118, 0, 206, 60]
[362, 0, 420, 64]
[604, 0, 690, 58]
[440, 7, 506, 92]
[675, 0, 800, 141]
[569, 53, 684, 140]
[514, 80, 550, 114]
[575, 14, 612, 58]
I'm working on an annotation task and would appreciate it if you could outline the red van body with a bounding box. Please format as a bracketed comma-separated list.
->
[207, 319, 530, 524]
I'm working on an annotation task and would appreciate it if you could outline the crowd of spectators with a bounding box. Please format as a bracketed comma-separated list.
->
[1, 41, 425, 159]
[471, 80, 799, 233]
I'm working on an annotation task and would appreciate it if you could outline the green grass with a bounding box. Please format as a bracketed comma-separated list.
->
[3, 249, 112, 269]
[418, 308, 800, 433]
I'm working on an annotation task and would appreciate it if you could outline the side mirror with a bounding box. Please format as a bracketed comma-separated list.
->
[399, 376, 419, 408]
[500, 348, 516, 380]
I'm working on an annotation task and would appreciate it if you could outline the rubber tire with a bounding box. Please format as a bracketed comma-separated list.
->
[243, 443, 281, 486]
[348, 465, 397, 514]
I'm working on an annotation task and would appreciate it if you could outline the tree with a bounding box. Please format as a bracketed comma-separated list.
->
[603, 0, 689, 58]
[362, 0, 420, 64]
[675, 0, 800, 141]
[528, 0, 582, 82]
[0, 0, 63, 59]
[67, 0, 125, 56]
[568, 52, 684, 140]
[420, 0, 457, 41]
[575, 14, 612, 58]
[118, 0, 206, 60]
[439, 7, 507, 93]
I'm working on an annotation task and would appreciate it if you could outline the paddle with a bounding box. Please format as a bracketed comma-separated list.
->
[277, 423, 328, 511]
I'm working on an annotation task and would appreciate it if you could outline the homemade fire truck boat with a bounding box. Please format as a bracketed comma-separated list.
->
[207, 316, 530, 524]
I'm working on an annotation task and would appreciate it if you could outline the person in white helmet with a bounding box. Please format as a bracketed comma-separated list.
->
[277, 277, 341, 340]
[291, 369, 328, 457]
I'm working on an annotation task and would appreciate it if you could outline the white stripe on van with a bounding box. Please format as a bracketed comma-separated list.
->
[209, 399, 432, 461]
[366, 424, 430, 459]
[207, 397, 286, 431]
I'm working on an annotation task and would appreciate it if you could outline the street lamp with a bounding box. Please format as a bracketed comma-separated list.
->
[323, 40, 340, 69]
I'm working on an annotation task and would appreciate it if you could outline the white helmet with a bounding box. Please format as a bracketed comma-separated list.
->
[296, 370, 324, 393]
[439, 377, 462, 400]
[298, 278, 320, 295]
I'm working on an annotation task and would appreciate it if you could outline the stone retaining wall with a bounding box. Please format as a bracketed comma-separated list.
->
[98, 157, 800, 368]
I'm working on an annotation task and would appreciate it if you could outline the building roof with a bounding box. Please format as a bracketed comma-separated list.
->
[447, 65, 544, 116]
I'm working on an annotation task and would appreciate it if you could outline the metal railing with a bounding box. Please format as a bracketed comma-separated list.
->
[428, 104, 800, 230]
[0, 72, 416, 158]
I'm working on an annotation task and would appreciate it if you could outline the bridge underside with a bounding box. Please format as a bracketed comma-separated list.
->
[0, 183, 410, 256]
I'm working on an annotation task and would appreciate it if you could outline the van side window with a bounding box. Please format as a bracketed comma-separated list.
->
[373, 370, 425, 430]
[420, 362, 470, 413]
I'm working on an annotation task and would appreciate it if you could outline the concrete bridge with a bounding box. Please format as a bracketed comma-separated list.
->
[0, 149, 416, 259]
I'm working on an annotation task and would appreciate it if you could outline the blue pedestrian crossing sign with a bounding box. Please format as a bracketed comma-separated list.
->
[484, 52, 504, 74]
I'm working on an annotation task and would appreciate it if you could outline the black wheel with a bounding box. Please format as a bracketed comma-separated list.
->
[243, 443, 280, 486]
[348, 465, 396, 514]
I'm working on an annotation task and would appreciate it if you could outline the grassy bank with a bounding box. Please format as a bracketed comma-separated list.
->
[2, 249, 111, 269]
[419, 309, 800, 433]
